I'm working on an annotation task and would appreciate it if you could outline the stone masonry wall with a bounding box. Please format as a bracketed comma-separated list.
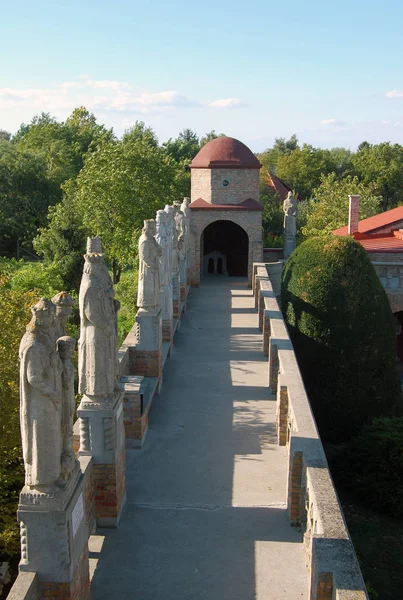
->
[191, 168, 260, 205]
[191, 170, 211, 203]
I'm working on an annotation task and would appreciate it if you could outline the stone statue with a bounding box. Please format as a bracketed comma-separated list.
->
[19, 299, 63, 493]
[171, 216, 180, 275]
[137, 220, 162, 310]
[156, 210, 169, 287]
[180, 197, 191, 242]
[173, 201, 185, 239]
[52, 291, 74, 340]
[78, 237, 119, 399]
[58, 336, 77, 480]
[164, 205, 175, 276]
[283, 191, 298, 238]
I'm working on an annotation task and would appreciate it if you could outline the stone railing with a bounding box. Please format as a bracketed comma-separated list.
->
[254, 263, 368, 600]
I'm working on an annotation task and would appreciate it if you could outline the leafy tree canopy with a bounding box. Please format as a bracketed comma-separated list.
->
[301, 173, 381, 238]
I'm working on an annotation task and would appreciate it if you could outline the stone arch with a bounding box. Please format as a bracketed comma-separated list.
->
[189, 209, 263, 287]
[201, 220, 249, 277]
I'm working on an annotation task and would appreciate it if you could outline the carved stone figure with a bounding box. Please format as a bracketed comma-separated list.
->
[171, 218, 180, 275]
[52, 292, 74, 340]
[58, 336, 77, 479]
[19, 299, 63, 493]
[137, 220, 162, 310]
[78, 237, 119, 399]
[156, 210, 169, 286]
[164, 205, 175, 277]
[180, 197, 191, 243]
[283, 191, 298, 238]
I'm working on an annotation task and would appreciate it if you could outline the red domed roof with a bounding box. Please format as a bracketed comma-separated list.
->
[190, 136, 261, 169]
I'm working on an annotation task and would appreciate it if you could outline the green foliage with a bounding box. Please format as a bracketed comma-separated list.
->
[301, 173, 381, 238]
[275, 144, 336, 199]
[6, 261, 64, 297]
[351, 142, 403, 209]
[0, 140, 58, 254]
[34, 196, 86, 292]
[0, 276, 38, 561]
[114, 268, 138, 345]
[282, 236, 403, 442]
[330, 418, 403, 518]
[70, 133, 181, 281]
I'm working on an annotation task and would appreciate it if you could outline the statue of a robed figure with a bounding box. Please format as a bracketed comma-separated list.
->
[19, 296, 77, 495]
[78, 237, 120, 400]
[137, 219, 162, 311]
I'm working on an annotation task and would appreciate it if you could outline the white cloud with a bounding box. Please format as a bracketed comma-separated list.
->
[385, 89, 403, 98]
[208, 98, 244, 108]
[0, 78, 200, 117]
[320, 118, 347, 127]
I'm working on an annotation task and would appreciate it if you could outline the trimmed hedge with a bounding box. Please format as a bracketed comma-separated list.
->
[281, 235, 403, 442]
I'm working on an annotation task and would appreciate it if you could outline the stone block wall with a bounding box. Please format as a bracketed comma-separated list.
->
[191, 168, 260, 205]
[253, 262, 369, 600]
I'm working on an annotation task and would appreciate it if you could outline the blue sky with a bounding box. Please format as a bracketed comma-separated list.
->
[2, 0, 403, 150]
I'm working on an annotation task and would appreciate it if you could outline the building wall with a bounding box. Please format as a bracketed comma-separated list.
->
[189, 209, 263, 287]
[191, 170, 211, 203]
[191, 168, 260, 205]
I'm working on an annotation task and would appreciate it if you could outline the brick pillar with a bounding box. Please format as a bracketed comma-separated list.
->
[268, 338, 279, 394]
[277, 385, 289, 446]
[77, 392, 126, 528]
[263, 310, 270, 356]
[314, 572, 333, 600]
[160, 282, 173, 344]
[131, 307, 163, 379]
[17, 466, 90, 600]
[172, 272, 180, 319]
[121, 375, 147, 448]
[287, 449, 304, 526]
[348, 195, 360, 235]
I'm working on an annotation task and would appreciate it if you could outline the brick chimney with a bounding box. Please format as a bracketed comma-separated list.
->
[348, 195, 360, 235]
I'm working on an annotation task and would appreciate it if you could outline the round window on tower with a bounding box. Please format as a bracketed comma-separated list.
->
[222, 179, 229, 187]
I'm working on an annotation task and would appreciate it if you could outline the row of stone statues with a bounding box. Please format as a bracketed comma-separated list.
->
[19, 237, 120, 494]
[137, 198, 191, 311]
[19, 198, 191, 494]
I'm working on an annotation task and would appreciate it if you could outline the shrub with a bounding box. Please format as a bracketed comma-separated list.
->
[282, 235, 403, 442]
[330, 418, 403, 518]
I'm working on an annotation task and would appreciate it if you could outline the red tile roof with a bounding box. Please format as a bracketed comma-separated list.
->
[267, 174, 302, 202]
[189, 198, 263, 211]
[333, 205, 403, 235]
[356, 234, 403, 253]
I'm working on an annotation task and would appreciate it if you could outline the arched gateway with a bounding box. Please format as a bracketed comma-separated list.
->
[188, 136, 263, 287]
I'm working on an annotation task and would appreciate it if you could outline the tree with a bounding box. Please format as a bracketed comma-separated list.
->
[0, 141, 57, 255]
[282, 236, 403, 442]
[71, 134, 181, 282]
[33, 195, 87, 292]
[163, 128, 200, 163]
[275, 144, 335, 198]
[0, 130, 11, 142]
[301, 173, 381, 238]
[199, 130, 225, 146]
[351, 142, 403, 209]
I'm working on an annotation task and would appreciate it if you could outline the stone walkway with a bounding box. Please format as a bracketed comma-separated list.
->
[90, 278, 309, 599]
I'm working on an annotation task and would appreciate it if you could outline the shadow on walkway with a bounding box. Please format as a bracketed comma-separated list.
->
[90, 278, 309, 600]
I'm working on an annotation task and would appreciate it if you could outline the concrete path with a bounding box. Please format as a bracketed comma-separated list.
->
[90, 278, 309, 599]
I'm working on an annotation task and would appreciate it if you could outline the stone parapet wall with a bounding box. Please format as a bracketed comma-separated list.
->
[254, 262, 369, 600]
[7, 573, 39, 600]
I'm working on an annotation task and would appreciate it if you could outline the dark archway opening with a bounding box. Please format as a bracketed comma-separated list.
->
[203, 220, 248, 276]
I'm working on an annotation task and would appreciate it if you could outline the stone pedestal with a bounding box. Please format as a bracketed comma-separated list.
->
[17, 466, 90, 600]
[132, 308, 162, 378]
[284, 235, 296, 259]
[77, 392, 126, 528]
[121, 375, 147, 448]
[179, 258, 187, 304]
[172, 273, 180, 319]
[160, 284, 173, 344]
